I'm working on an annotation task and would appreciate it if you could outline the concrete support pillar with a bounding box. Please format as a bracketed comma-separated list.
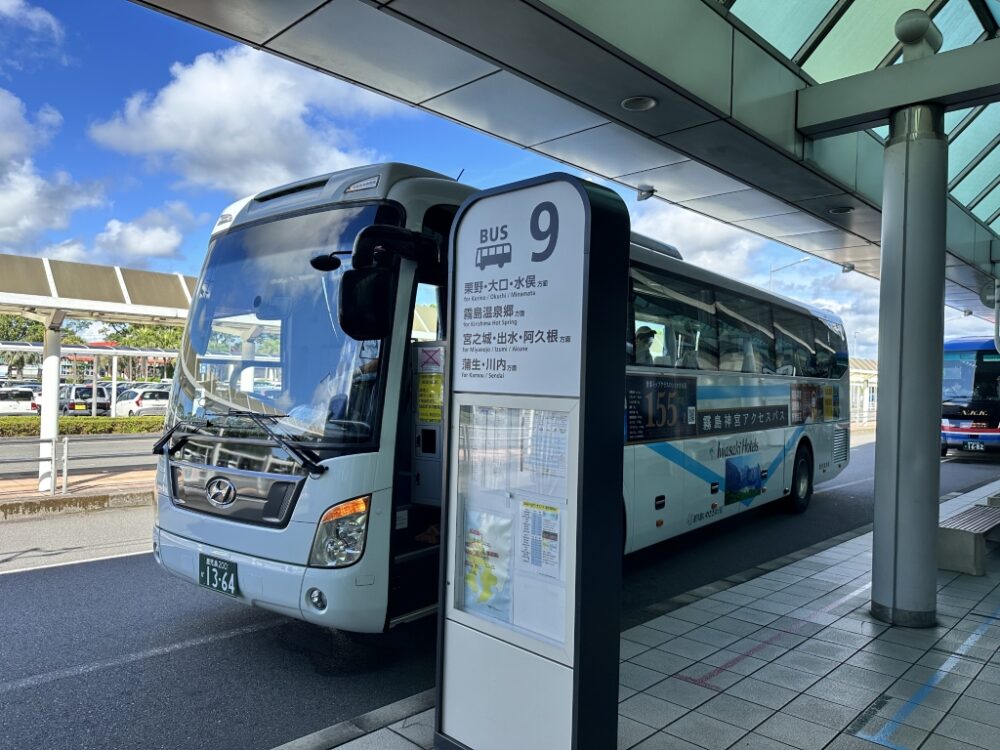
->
[870, 101, 948, 627]
[871, 9, 948, 628]
[38, 323, 62, 492]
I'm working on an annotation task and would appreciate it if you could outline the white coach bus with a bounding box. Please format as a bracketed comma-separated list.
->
[154, 163, 850, 633]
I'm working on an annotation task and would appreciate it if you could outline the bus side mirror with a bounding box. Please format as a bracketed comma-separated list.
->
[352, 225, 439, 268]
[339, 268, 394, 341]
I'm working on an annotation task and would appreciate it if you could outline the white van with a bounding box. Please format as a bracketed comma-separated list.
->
[0, 387, 39, 416]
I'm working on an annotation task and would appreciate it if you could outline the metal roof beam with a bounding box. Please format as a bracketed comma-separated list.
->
[968, 0, 1000, 38]
[793, 0, 857, 67]
[797, 37, 1000, 137]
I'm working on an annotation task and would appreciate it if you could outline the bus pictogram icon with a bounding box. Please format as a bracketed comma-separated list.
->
[475, 242, 512, 270]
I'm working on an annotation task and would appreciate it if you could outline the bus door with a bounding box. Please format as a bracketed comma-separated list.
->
[386, 340, 446, 624]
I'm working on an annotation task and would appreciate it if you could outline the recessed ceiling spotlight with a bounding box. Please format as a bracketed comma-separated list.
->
[828, 206, 855, 215]
[620, 96, 658, 112]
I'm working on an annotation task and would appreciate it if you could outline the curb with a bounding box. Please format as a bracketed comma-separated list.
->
[0, 487, 154, 522]
[269, 689, 435, 750]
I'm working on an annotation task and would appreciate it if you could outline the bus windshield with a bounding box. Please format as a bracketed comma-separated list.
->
[170, 203, 402, 448]
[943, 349, 1000, 402]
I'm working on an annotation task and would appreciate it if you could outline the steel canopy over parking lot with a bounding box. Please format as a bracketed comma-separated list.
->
[134, 0, 1000, 628]
[0, 252, 196, 491]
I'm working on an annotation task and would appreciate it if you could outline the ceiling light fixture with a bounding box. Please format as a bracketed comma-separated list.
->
[841, 263, 855, 273]
[828, 206, 855, 215]
[620, 96, 658, 112]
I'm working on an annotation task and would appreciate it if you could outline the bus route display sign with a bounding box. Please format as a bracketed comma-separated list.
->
[625, 374, 698, 443]
[453, 183, 585, 398]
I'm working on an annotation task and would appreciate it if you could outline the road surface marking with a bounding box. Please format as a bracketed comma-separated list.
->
[0, 619, 285, 695]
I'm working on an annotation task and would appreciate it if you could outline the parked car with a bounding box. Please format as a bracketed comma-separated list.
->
[0, 387, 40, 416]
[59, 385, 111, 416]
[114, 387, 170, 417]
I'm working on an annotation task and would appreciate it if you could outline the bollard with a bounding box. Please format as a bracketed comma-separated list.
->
[62, 436, 69, 494]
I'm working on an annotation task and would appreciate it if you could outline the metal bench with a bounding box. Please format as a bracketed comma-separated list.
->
[938, 504, 1000, 576]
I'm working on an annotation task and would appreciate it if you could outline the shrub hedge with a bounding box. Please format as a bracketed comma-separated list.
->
[0, 416, 165, 437]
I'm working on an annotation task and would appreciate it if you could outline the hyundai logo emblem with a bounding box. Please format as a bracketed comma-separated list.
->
[205, 477, 237, 508]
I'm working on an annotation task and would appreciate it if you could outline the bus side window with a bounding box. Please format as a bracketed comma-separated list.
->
[716, 290, 775, 374]
[774, 310, 816, 376]
[814, 318, 848, 378]
[412, 284, 439, 340]
[630, 267, 718, 370]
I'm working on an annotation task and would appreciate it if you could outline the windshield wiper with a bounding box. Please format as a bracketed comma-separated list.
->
[152, 416, 212, 457]
[221, 409, 328, 476]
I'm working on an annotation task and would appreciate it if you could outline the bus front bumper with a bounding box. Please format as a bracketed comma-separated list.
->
[153, 526, 388, 633]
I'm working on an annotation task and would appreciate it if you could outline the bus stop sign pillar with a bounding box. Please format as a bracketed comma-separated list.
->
[871, 11, 947, 628]
[436, 174, 629, 750]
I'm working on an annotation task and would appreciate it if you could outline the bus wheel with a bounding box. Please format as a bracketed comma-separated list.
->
[787, 446, 813, 514]
[941, 444, 949, 458]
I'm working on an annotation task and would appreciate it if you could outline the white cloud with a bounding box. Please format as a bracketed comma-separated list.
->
[0, 87, 102, 250]
[0, 89, 59, 162]
[95, 202, 197, 260]
[37, 238, 86, 262]
[631, 200, 768, 278]
[90, 46, 408, 197]
[0, 0, 66, 73]
[0, 160, 101, 246]
[0, 0, 62, 41]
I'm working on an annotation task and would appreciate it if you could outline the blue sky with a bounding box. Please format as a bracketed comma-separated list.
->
[2, 0, 992, 354]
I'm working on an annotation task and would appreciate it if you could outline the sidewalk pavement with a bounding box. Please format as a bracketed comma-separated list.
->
[0, 467, 155, 500]
[293, 478, 1000, 750]
[0, 468, 155, 572]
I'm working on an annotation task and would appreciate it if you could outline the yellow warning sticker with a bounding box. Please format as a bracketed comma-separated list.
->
[417, 372, 444, 423]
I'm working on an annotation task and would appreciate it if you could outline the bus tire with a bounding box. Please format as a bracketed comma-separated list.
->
[787, 445, 813, 514]
[941, 443, 949, 457]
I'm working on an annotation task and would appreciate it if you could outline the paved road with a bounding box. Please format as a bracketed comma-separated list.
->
[0, 434, 157, 477]
[2, 441, 999, 750]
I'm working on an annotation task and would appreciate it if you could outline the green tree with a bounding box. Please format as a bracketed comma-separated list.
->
[101, 323, 184, 379]
[101, 323, 183, 349]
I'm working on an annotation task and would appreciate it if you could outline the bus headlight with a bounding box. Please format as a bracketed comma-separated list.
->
[309, 496, 371, 567]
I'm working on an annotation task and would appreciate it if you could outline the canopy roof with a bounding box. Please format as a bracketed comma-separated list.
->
[0, 341, 178, 358]
[136, 0, 1000, 318]
[732, 0, 1000, 232]
[0, 252, 196, 325]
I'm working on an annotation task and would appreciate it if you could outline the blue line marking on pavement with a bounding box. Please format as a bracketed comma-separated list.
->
[699, 384, 790, 401]
[856, 603, 1000, 749]
[645, 441, 724, 486]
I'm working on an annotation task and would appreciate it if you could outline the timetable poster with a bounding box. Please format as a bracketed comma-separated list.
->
[456, 404, 570, 643]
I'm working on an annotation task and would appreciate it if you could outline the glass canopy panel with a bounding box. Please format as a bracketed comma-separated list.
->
[934, 0, 985, 53]
[988, 0, 1000, 24]
[971, 183, 1000, 222]
[730, 0, 838, 59]
[803, 0, 933, 83]
[952, 144, 1000, 204]
[946, 108, 974, 134]
[948, 104, 1000, 181]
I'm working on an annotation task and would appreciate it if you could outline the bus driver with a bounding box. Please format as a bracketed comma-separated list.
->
[635, 325, 657, 365]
